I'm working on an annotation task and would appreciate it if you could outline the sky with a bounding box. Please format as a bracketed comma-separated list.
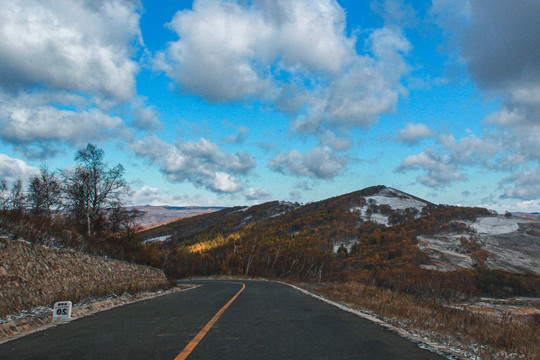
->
[0, 0, 539, 212]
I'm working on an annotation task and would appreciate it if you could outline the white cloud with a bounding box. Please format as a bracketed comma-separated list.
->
[499, 167, 540, 200]
[212, 172, 242, 193]
[431, 0, 540, 202]
[0, 153, 39, 183]
[157, 0, 410, 134]
[396, 148, 466, 187]
[130, 99, 163, 131]
[438, 133, 500, 166]
[0, 0, 140, 99]
[245, 187, 271, 201]
[0, 91, 128, 159]
[0, 0, 141, 100]
[130, 136, 256, 193]
[269, 146, 347, 179]
[395, 122, 435, 144]
[0, 0, 144, 157]
[318, 130, 352, 150]
[515, 200, 540, 213]
[131, 185, 218, 206]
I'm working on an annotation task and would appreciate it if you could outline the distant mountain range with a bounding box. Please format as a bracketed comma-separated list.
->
[512, 212, 540, 221]
[138, 185, 540, 275]
[133, 205, 224, 228]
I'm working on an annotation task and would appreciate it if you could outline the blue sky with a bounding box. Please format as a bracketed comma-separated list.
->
[0, 0, 539, 212]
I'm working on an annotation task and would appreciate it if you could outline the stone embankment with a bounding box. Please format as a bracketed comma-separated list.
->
[0, 237, 168, 318]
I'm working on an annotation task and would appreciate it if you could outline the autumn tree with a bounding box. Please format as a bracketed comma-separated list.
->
[63, 144, 130, 236]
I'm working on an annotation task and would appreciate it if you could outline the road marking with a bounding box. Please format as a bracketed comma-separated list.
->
[174, 282, 246, 360]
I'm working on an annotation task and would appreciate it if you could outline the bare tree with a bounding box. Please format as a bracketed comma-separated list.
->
[8, 179, 26, 211]
[63, 144, 130, 236]
[0, 178, 7, 210]
[27, 166, 62, 217]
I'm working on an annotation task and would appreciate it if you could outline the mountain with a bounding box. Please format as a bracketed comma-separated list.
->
[138, 185, 540, 277]
[132, 205, 224, 228]
[512, 212, 540, 221]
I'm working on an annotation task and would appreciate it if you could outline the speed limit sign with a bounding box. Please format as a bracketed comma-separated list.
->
[52, 301, 72, 322]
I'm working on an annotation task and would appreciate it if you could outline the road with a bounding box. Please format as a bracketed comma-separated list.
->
[0, 280, 448, 359]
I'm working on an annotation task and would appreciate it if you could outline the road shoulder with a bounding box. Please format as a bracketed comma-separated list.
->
[0, 285, 196, 344]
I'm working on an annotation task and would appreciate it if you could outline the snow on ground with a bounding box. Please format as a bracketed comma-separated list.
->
[332, 241, 358, 253]
[418, 235, 476, 271]
[350, 187, 427, 226]
[143, 235, 170, 245]
[418, 217, 540, 274]
[349, 208, 389, 226]
[369, 213, 390, 226]
[470, 216, 528, 235]
[364, 188, 427, 211]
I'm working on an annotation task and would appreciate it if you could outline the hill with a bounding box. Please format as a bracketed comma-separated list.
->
[138, 185, 539, 298]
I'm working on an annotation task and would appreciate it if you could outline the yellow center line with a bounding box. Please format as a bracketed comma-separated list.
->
[174, 282, 246, 360]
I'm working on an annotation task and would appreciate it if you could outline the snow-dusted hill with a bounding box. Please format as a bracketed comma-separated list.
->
[419, 216, 540, 275]
[343, 187, 540, 275]
[350, 187, 429, 226]
[138, 185, 540, 276]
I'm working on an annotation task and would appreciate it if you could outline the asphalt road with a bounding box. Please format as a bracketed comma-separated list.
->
[0, 280, 448, 360]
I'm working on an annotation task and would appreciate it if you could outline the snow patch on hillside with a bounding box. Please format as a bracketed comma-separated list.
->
[369, 213, 390, 226]
[470, 216, 526, 235]
[364, 188, 427, 211]
[332, 241, 357, 253]
[143, 235, 170, 245]
[418, 216, 540, 275]
[350, 187, 427, 226]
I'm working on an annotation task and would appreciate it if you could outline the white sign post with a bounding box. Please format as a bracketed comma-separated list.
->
[52, 301, 72, 322]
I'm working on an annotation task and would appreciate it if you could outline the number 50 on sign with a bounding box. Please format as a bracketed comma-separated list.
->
[53, 301, 72, 322]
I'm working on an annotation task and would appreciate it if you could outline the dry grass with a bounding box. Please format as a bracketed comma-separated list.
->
[297, 281, 540, 360]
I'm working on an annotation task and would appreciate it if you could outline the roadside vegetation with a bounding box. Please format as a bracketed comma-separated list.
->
[297, 281, 539, 360]
[0, 144, 155, 263]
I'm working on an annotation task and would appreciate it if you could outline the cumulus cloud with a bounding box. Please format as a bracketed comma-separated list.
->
[438, 133, 500, 166]
[499, 167, 540, 200]
[0, 91, 129, 159]
[395, 123, 435, 144]
[0, 0, 141, 99]
[0, 153, 39, 183]
[318, 130, 352, 151]
[131, 185, 218, 206]
[156, 0, 410, 134]
[245, 187, 271, 201]
[395, 131, 504, 188]
[460, 1, 540, 96]
[130, 99, 163, 131]
[0, 0, 145, 156]
[396, 148, 466, 187]
[130, 136, 256, 193]
[431, 1, 540, 199]
[269, 146, 347, 179]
